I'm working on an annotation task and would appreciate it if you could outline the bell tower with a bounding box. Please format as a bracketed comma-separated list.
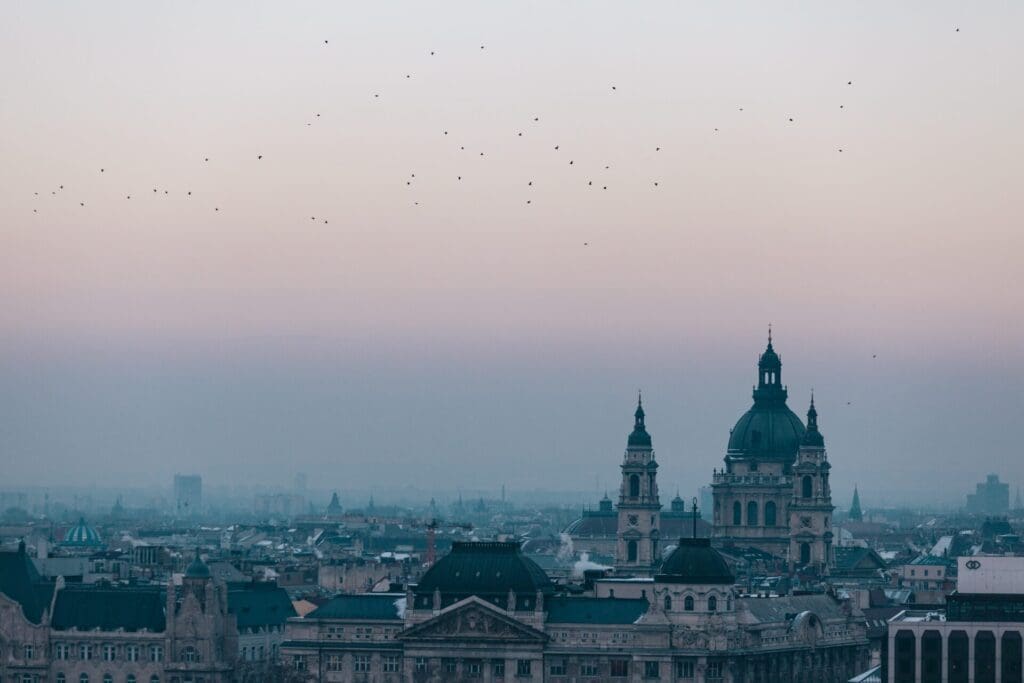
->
[616, 394, 662, 574]
[788, 395, 835, 573]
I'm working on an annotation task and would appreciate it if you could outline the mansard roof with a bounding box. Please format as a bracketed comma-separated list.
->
[0, 545, 48, 624]
[545, 596, 648, 624]
[306, 593, 405, 621]
[415, 541, 553, 599]
[227, 581, 297, 629]
[51, 584, 166, 632]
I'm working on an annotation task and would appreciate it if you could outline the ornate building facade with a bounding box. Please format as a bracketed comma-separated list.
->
[281, 540, 871, 682]
[787, 396, 835, 573]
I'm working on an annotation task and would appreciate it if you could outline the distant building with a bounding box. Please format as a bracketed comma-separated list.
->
[965, 474, 1009, 516]
[174, 473, 203, 516]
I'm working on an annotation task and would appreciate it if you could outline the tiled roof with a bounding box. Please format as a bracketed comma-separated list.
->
[545, 597, 648, 624]
[306, 593, 405, 621]
[738, 594, 848, 623]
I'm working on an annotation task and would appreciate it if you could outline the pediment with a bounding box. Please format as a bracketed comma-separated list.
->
[398, 597, 547, 643]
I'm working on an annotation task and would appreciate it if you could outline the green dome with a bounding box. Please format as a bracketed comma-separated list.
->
[185, 549, 210, 578]
[656, 538, 735, 584]
[727, 337, 805, 461]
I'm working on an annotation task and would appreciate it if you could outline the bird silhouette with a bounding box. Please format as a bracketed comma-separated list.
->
[257, 155, 262, 160]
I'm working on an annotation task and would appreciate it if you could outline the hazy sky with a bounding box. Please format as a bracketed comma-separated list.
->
[1, 2, 1022, 506]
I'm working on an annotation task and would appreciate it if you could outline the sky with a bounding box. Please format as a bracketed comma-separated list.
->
[1, 2, 1022, 507]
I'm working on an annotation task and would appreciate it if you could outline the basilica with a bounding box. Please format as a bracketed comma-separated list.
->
[569, 333, 836, 575]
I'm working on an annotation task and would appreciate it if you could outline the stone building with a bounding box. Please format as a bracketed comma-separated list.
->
[0, 543, 238, 683]
[615, 396, 662, 574]
[281, 540, 870, 682]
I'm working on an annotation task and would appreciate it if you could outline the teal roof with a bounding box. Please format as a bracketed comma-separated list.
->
[228, 582, 296, 629]
[656, 538, 735, 584]
[545, 597, 648, 624]
[0, 545, 48, 624]
[63, 518, 102, 547]
[51, 585, 166, 632]
[414, 542, 553, 609]
[307, 594, 405, 621]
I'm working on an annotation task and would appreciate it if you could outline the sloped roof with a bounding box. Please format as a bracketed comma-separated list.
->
[738, 593, 848, 623]
[834, 546, 887, 573]
[228, 582, 296, 629]
[0, 546, 48, 624]
[416, 542, 553, 598]
[306, 593, 405, 621]
[51, 584, 166, 632]
[545, 596, 648, 624]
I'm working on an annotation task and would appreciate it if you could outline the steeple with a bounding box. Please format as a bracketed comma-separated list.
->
[801, 393, 825, 448]
[849, 485, 863, 521]
[627, 391, 652, 448]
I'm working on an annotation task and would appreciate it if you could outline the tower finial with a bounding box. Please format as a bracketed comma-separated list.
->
[637, 389, 642, 408]
[768, 322, 772, 346]
[692, 497, 699, 539]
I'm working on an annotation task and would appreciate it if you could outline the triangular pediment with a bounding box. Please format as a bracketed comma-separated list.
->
[398, 596, 548, 643]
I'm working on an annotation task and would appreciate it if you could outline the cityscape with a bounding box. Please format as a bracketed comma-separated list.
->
[2, 3, 1023, 683]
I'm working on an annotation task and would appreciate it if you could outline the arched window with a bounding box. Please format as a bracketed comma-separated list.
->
[732, 501, 742, 525]
[651, 539, 658, 559]
[103, 675, 113, 683]
[150, 677, 160, 683]
[128, 676, 137, 683]
[80, 675, 89, 683]
[664, 595, 672, 611]
[56, 675, 66, 683]
[684, 596, 694, 611]
[627, 540, 638, 562]
[800, 542, 811, 565]
[708, 595, 718, 612]
[747, 501, 758, 526]
[802, 476, 813, 499]
[764, 501, 777, 526]
[629, 475, 640, 498]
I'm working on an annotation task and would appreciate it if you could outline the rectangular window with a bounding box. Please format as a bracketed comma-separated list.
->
[580, 661, 599, 676]
[80, 644, 94, 660]
[150, 645, 163, 662]
[354, 654, 371, 673]
[549, 659, 567, 676]
[326, 654, 342, 672]
[103, 644, 116, 661]
[444, 659, 458, 674]
[676, 659, 695, 678]
[126, 644, 139, 662]
[55, 643, 70, 660]
[466, 660, 482, 677]
[294, 656, 306, 671]
[415, 657, 428, 673]
[383, 655, 400, 673]
[644, 661, 660, 678]
[707, 661, 723, 679]
[494, 660, 506, 677]
[611, 659, 629, 677]
[23, 645, 34, 660]
[516, 660, 532, 677]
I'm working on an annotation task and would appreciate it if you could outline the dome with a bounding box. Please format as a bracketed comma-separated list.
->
[415, 541, 553, 609]
[727, 336, 805, 461]
[627, 395, 652, 449]
[655, 538, 735, 584]
[62, 518, 102, 547]
[185, 549, 210, 578]
[801, 396, 825, 448]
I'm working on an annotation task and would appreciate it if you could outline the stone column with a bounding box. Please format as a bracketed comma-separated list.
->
[942, 630, 949, 683]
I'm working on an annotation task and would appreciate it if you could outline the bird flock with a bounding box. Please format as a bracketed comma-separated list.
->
[27, 28, 964, 247]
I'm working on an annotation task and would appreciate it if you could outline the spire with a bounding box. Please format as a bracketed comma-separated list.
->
[801, 393, 825, 447]
[754, 328, 785, 402]
[849, 485, 863, 521]
[627, 393, 652, 448]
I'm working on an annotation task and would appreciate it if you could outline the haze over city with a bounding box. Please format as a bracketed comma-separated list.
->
[2, 2, 1022, 506]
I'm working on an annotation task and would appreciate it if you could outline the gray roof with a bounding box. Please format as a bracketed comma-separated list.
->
[738, 593, 848, 624]
[228, 582, 296, 629]
[0, 546, 49, 624]
[52, 585, 166, 632]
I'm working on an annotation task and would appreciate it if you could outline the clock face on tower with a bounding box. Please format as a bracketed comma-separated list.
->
[628, 514, 639, 527]
[800, 516, 813, 528]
